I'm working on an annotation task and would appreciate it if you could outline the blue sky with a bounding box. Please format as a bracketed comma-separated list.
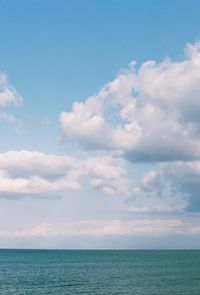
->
[0, 0, 200, 248]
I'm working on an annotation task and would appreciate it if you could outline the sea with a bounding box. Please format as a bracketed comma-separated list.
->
[0, 249, 199, 294]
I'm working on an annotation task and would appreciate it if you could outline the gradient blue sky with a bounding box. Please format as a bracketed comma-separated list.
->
[0, 0, 200, 249]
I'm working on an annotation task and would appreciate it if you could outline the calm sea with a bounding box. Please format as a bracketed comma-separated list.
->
[0, 249, 199, 294]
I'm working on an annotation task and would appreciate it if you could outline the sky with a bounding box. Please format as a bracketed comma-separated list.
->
[0, 0, 200, 249]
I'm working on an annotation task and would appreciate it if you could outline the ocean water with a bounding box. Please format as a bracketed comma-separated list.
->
[0, 250, 199, 294]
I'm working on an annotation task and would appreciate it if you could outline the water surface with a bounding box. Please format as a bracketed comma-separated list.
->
[0, 249, 199, 294]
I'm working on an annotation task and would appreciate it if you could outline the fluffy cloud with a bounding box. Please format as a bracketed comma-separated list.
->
[162, 162, 200, 212]
[60, 41, 200, 162]
[127, 161, 200, 213]
[0, 151, 129, 198]
[85, 156, 129, 196]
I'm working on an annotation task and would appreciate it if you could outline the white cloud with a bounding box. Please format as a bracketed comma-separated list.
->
[60, 41, 200, 162]
[78, 219, 185, 237]
[127, 160, 200, 213]
[0, 73, 22, 107]
[0, 72, 22, 128]
[0, 151, 129, 198]
[85, 155, 129, 196]
[1, 218, 200, 238]
[161, 161, 200, 212]
[0, 112, 22, 129]
[129, 169, 188, 213]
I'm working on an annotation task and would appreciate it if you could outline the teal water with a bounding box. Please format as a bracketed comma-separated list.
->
[0, 250, 199, 294]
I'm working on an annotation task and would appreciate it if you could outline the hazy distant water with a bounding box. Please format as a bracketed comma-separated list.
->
[0, 250, 199, 294]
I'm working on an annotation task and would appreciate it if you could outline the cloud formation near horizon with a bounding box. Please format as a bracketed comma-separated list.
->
[1, 218, 200, 238]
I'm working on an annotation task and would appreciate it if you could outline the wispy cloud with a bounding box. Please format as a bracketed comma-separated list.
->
[1, 218, 200, 238]
[0, 71, 23, 129]
[0, 72, 22, 107]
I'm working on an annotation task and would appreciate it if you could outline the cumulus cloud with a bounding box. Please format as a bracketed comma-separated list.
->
[161, 162, 200, 212]
[85, 155, 129, 196]
[0, 151, 129, 198]
[127, 161, 200, 213]
[60, 41, 200, 162]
